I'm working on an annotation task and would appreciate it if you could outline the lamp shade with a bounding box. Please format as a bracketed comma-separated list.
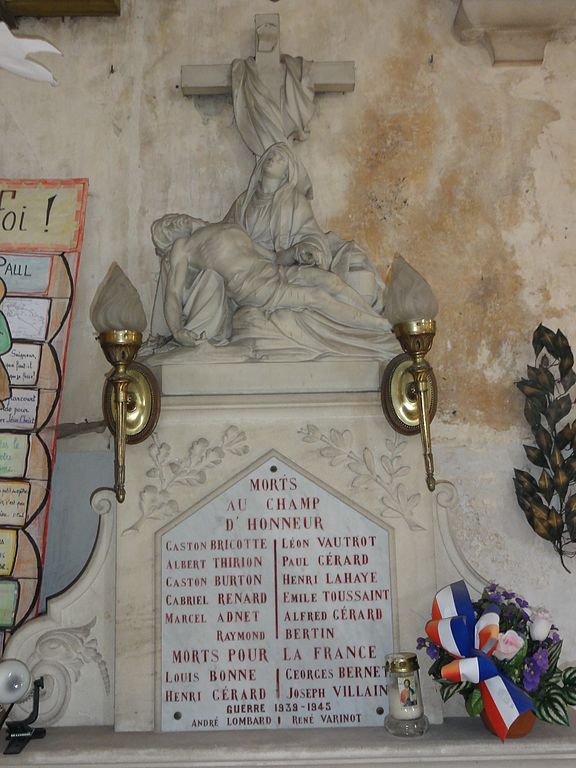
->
[90, 263, 147, 334]
[385, 254, 438, 326]
[0, 658, 31, 704]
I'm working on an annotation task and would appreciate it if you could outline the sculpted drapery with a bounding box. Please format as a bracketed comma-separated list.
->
[149, 144, 397, 362]
[231, 54, 315, 158]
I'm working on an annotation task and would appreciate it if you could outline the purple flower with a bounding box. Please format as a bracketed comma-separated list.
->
[523, 659, 541, 692]
[532, 648, 549, 674]
[416, 637, 427, 650]
[515, 598, 529, 608]
[551, 631, 561, 643]
[502, 590, 516, 600]
[426, 644, 440, 660]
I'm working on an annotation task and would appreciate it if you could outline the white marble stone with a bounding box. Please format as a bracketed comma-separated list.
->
[159, 455, 393, 731]
[148, 357, 383, 396]
[3, 489, 116, 727]
[1, 718, 575, 767]
[112, 360, 485, 732]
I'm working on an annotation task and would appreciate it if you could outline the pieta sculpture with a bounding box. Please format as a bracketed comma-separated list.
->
[149, 142, 399, 362]
[145, 13, 430, 365]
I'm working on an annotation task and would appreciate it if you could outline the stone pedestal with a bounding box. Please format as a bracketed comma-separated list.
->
[4, 360, 483, 737]
[110, 359, 478, 732]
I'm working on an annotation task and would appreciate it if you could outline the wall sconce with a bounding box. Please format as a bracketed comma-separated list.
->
[0, 659, 45, 755]
[90, 265, 160, 503]
[381, 256, 439, 492]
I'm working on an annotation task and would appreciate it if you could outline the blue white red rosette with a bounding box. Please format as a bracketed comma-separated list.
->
[425, 580, 534, 740]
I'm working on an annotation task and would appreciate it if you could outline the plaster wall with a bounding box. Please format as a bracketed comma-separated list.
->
[1, 0, 576, 665]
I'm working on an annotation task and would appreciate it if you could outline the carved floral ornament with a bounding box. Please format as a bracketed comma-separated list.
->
[454, 0, 576, 65]
[299, 425, 426, 532]
[124, 426, 250, 535]
[129, 423, 427, 535]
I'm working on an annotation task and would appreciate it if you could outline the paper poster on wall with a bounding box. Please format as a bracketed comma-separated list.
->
[0, 178, 88, 649]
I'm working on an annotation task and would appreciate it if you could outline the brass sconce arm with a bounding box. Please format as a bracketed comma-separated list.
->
[91, 266, 160, 504]
[381, 319, 437, 492]
[97, 330, 160, 504]
[381, 256, 439, 493]
[98, 330, 141, 503]
[398, 320, 435, 491]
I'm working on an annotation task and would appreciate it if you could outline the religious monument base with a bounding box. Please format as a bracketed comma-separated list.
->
[1, 718, 575, 768]
[5, 361, 485, 734]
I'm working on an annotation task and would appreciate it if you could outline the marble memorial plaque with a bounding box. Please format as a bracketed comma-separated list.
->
[160, 455, 393, 731]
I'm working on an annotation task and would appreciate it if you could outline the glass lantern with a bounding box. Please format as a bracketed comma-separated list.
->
[384, 652, 429, 737]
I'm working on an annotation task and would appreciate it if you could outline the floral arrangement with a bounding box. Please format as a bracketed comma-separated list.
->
[418, 582, 576, 729]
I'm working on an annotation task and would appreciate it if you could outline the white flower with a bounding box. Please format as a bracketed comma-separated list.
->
[529, 607, 553, 642]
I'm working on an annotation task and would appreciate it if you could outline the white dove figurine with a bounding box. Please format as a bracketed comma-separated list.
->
[0, 21, 61, 86]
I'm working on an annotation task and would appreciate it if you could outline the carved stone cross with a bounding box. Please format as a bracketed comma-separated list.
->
[180, 14, 355, 97]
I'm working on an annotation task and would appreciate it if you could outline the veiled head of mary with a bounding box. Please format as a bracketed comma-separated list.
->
[247, 142, 314, 200]
[256, 143, 297, 192]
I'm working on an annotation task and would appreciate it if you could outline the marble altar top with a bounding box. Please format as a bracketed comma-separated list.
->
[3, 718, 575, 767]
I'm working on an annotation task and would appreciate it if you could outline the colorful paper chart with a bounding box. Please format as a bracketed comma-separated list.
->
[0, 179, 88, 648]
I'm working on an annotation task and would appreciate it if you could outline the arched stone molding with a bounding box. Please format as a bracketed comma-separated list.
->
[432, 480, 487, 596]
[3, 488, 116, 726]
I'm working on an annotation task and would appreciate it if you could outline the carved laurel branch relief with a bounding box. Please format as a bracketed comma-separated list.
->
[14, 619, 110, 726]
[123, 426, 250, 535]
[299, 424, 425, 531]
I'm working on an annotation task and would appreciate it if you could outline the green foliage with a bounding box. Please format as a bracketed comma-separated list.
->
[537, 686, 571, 726]
[465, 687, 484, 717]
[515, 325, 576, 570]
[547, 641, 563, 674]
[534, 660, 576, 726]
[438, 680, 473, 703]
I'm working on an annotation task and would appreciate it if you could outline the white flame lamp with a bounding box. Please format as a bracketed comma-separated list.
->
[90, 264, 161, 503]
[381, 255, 439, 492]
[0, 659, 45, 755]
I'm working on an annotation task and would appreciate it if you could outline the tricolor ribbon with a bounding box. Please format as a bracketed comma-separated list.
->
[426, 581, 534, 740]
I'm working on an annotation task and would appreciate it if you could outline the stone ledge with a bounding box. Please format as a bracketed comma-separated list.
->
[453, 0, 576, 64]
[148, 358, 384, 396]
[2, 718, 575, 767]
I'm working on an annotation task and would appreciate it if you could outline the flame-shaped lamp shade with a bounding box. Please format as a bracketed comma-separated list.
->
[90, 263, 147, 334]
[0, 659, 31, 705]
[385, 254, 438, 326]
[90, 265, 160, 503]
[381, 255, 439, 492]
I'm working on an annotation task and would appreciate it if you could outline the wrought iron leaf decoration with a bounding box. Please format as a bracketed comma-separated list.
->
[514, 324, 576, 571]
